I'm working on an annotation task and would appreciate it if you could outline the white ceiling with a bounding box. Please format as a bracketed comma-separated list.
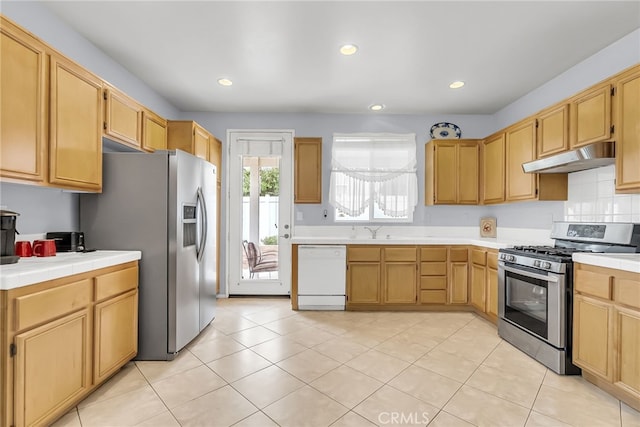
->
[42, 1, 640, 115]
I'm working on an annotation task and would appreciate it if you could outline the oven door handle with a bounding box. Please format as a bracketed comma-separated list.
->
[500, 264, 559, 283]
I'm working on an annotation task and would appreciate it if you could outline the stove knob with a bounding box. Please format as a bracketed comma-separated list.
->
[508, 255, 516, 262]
[534, 260, 541, 268]
[542, 262, 552, 269]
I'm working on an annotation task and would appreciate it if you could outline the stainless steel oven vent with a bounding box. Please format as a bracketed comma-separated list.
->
[522, 142, 614, 174]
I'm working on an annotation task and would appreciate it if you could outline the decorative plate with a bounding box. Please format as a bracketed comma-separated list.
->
[480, 217, 497, 238]
[430, 122, 462, 139]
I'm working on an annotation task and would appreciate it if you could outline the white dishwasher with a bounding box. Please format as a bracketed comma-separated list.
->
[297, 245, 347, 310]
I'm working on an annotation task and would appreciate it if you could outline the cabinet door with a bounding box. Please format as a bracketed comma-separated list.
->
[104, 86, 142, 149]
[537, 104, 569, 158]
[209, 137, 222, 172]
[193, 124, 209, 160]
[573, 294, 613, 380]
[347, 263, 380, 304]
[506, 119, 537, 202]
[486, 257, 499, 319]
[448, 262, 468, 304]
[470, 263, 486, 311]
[481, 133, 505, 204]
[294, 137, 322, 204]
[0, 17, 47, 183]
[384, 262, 417, 304]
[570, 83, 612, 148]
[49, 55, 103, 191]
[94, 289, 138, 384]
[433, 141, 457, 204]
[14, 308, 91, 427]
[614, 306, 640, 396]
[615, 67, 640, 192]
[142, 109, 167, 152]
[458, 141, 479, 204]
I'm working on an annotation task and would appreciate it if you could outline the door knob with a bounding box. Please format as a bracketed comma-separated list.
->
[280, 233, 290, 239]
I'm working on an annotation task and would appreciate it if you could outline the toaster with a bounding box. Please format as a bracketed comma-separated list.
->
[46, 231, 85, 252]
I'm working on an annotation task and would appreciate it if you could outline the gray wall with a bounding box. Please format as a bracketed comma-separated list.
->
[0, 183, 78, 233]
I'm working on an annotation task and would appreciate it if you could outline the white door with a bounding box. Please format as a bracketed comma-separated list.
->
[227, 130, 293, 295]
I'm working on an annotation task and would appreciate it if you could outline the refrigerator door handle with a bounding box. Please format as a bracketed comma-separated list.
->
[196, 187, 208, 263]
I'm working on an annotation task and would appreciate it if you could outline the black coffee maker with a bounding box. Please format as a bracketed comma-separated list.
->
[1, 210, 20, 265]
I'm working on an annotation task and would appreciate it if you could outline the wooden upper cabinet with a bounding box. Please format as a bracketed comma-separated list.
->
[481, 133, 505, 204]
[167, 120, 213, 161]
[0, 16, 47, 183]
[294, 137, 322, 204]
[458, 141, 480, 204]
[425, 139, 479, 205]
[141, 108, 167, 152]
[614, 65, 640, 193]
[426, 140, 456, 204]
[570, 82, 613, 148]
[506, 119, 537, 201]
[193, 124, 209, 160]
[49, 54, 103, 191]
[209, 137, 222, 172]
[537, 103, 569, 158]
[103, 85, 143, 149]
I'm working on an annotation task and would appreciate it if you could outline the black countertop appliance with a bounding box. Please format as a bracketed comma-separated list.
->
[0, 210, 19, 264]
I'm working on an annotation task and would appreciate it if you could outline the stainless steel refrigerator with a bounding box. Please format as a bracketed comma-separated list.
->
[80, 150, 217, 360]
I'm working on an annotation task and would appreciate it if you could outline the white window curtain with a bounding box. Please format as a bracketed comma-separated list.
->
[329, 133, 418, 218]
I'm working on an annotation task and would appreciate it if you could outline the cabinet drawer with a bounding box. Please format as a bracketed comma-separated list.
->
[421, 262, 447, 276]
[14, 279, 92, 331]
[420, 276, 446, 290]
[95, 266, 139, 301]
[420, 247, 447, 262]
[449, 247, 468, 262]
[348, 247, 381, 262]
[471, 249, 487, 266]
[420, 290, 447, 304]
[575, 269, 612, 300]
[614, 278, 640, 310]
[384, 247, 417, 262]
[487, 252, 498, 269]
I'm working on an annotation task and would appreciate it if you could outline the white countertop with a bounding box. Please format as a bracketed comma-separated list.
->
[573, 253, 640, 274]
[290, 236, 512, 250]
[0, 250, 142, 290]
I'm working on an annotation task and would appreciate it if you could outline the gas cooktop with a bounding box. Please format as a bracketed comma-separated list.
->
[501, 246, 591, 262]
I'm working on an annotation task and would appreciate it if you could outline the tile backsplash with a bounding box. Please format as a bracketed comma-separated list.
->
[565, 165, 640, 223]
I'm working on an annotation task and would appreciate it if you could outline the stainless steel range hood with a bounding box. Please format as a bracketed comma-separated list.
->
[522, 142, 615, 173]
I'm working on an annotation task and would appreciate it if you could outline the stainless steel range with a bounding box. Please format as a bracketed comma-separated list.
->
[498, 222, 640, 375]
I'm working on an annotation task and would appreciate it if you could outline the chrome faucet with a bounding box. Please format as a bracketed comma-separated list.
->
[364, 226, 382, 239]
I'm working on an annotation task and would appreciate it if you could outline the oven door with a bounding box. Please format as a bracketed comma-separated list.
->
[498, 262, 566, 349]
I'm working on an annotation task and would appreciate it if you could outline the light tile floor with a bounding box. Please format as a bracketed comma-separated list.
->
[52, 297, 640, 427]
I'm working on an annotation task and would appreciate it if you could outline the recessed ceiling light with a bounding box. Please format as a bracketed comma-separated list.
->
[369, 104, 384, 111]
[339, 44, 358, 55]
[449, 81, 465, 89]
[217, 78, 233, 86]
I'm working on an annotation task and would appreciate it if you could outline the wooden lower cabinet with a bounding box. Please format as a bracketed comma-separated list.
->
[573, 262, 640, 411]
[344, 245, 482, 309]
[383, 247, 417, 304]
[573, 294, 613, 379]
[419, 247, 447, 304]
[486, 252, 499, 319]
[348, 262, 381, 305]
[0, 261, 139, 427]
[470, 262, 486, 311]
[14, 309, 92, 427]
[94, 289, 138, 383]
[448, 248, 468, 304]
[615, 307, 640, 396]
